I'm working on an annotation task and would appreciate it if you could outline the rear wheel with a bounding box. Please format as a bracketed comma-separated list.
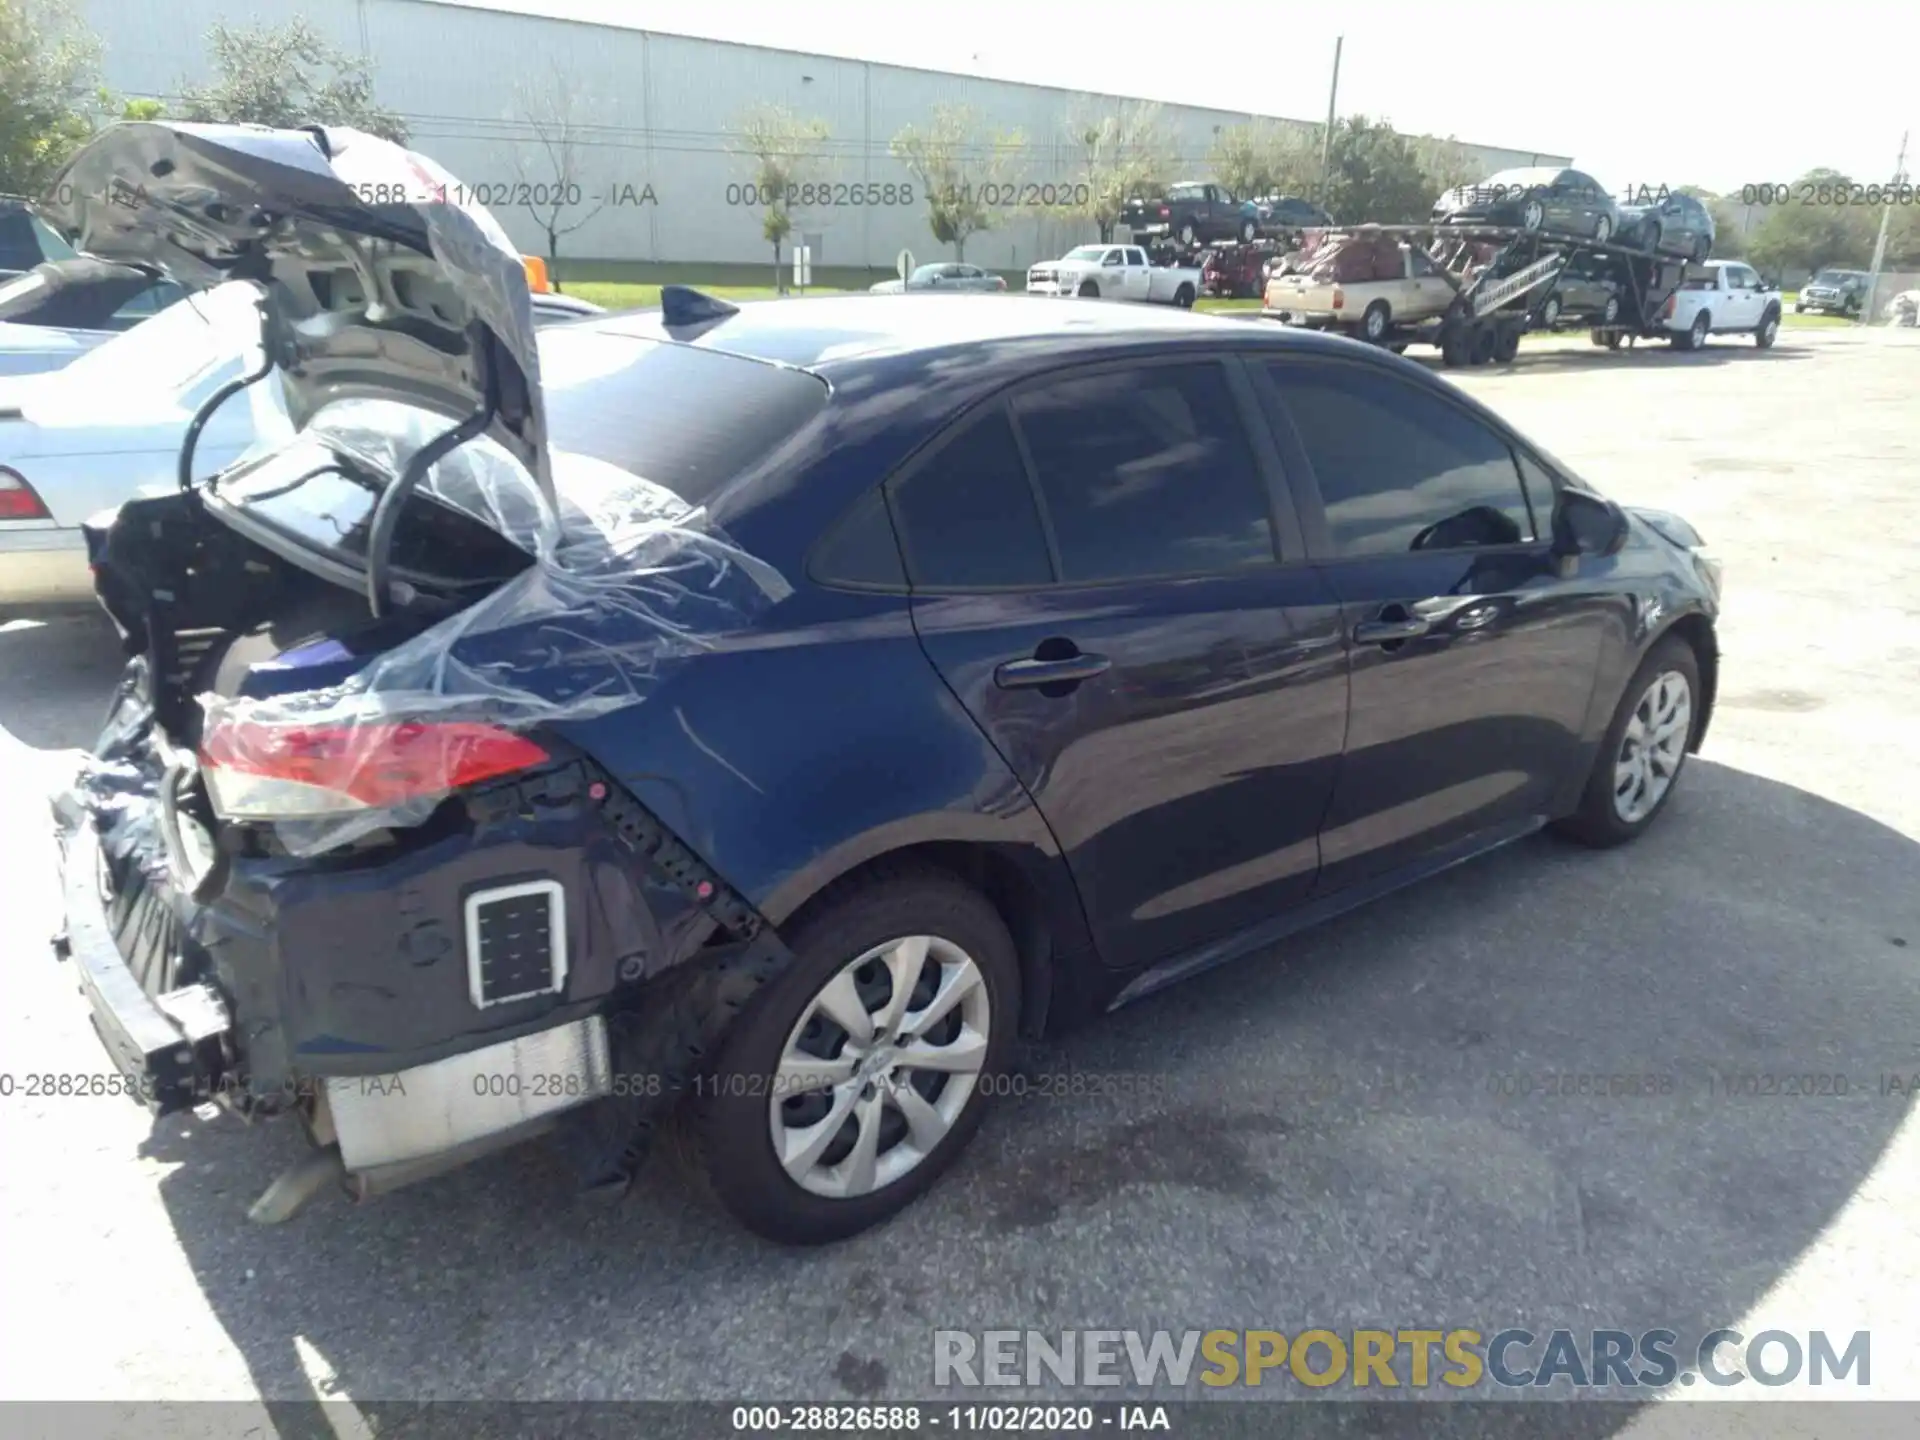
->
[692, 867, 1019, 1245]
[1361, 300, 1391, 343]
[1539, 295, 1563, 330]
[1174, 283, 1196, 309]
[1179, 222, 1197, 247]
[1468, 325, 1496, 365]
[1692, 233, 1711, 261]
[1521, 198, 1545, 230]
[1552, 637, 1700, 847]
[1491, 322, 1522, 363]
[1239, 218, 1257, 243]
[1673, 311, 1709, 350]
[1440, 324, 1471, 367]
[1601, 295, 1621, 326]
[1641, 220, 1663, 254]
[1593, 214, 1613, 244]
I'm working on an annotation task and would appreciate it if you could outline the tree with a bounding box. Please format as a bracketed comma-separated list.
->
[890, 105, 1026, 261]
[1745, 169, 1872, 277]
[0, 0, 100, 196]
[177, 18, 407, 143]
[510, 59, 606, 292]
[1060, 98, 1177, 242]
[1411, 134, 1478, 195]
[730, 104, 830, 291]
[1208, 121, 1317, 200]
[1320, 115, 1433, 224]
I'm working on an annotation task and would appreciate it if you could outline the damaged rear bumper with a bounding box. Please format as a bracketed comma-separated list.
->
[50, 713, 796, 1215]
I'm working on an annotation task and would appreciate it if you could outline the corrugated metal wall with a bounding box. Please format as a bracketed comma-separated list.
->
[77, 0, 1570, 271]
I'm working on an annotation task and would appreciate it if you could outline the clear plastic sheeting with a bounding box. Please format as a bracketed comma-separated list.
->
[197, 402, 791, 858]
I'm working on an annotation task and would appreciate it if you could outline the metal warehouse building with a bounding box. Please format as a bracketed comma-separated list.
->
[76, 0, 1569, 273]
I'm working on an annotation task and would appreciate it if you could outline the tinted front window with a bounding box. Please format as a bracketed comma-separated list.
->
[1011, 363, 1274, 583]
[1268, 363, 1534, 556]
[887, 409, 1052, 589]
[539, 330, 829, 507]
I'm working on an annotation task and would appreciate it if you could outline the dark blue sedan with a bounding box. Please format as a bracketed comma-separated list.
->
[48, 122, 1723, 1246]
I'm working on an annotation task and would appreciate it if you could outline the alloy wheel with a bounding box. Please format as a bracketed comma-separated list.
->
[1522, 200, 1545, 230]
[769, 935, 990, 1199]
[1612, 670, 1692, 824]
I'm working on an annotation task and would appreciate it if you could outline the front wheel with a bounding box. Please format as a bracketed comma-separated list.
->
[1601, 294, 1621, 326]
[1552, 637, 1700, 847]
[691, 867, 1020, 1244]
[1239, 219, 1257, 243]
[1755, 309, 1779, 348]
[1078, 280, 1100, 298]
[1521, 198, 1545, 230]
[1539, 295, 1562, 330]
[1641, 221, 1662, 254]
[1593, 214, 1613, 244]
[1178, 222, 1197, 247]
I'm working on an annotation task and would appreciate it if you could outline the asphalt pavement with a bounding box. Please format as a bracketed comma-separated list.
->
[0, 327, 1916, 1434]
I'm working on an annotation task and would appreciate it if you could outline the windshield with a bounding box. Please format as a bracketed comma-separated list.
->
[1812, 270, 1863, 284]
[1064, 246, 1109, 262]
[56, 280, 261, 398]
[214, 322, 831, 569]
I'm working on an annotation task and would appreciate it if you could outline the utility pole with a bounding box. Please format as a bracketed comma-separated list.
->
[1860, 130, 1908, 326]
[1319, 36, 1342, 206]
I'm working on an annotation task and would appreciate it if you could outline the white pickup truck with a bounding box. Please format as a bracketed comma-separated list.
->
[1026, 244, 1199, 308]
[1659, 259, 1782, 350]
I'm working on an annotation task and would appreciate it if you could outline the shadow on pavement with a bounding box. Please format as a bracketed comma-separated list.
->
[128, 755, 1917, 1432]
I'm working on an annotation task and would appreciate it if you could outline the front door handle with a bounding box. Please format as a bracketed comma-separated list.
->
[1352, 616, 1432, 645]
[995, 652, 1111, 690]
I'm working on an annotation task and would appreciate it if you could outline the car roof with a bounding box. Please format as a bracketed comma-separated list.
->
[574, 293, 1319, 372]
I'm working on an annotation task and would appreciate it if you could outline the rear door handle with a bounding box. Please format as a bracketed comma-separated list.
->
[994, 653, 1111, 689]
[1352, 617, 1432, 645]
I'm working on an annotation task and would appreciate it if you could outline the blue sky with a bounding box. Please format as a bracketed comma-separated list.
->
[436, 0, 1914, 195]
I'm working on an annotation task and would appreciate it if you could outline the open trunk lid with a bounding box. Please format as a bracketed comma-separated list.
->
[38, 121, 552, 509]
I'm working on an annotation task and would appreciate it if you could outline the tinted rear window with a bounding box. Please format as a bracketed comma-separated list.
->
[538, 330, 830, 507]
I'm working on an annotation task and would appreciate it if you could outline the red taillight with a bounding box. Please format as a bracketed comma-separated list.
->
[0, 467, 50, 521]
[1661, 296, 1675, 318]
[1158, 206, 1170, 218]
[993, 276, 1006, 290]
[199, 718, 550, 821]
[1331, 286, 1345, 310]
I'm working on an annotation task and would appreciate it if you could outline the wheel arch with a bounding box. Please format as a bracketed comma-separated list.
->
[1654, 610, 1720, 751]
[761, 833, 1103, 1041]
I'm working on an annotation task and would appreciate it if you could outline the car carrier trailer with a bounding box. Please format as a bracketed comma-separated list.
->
[1264, 221, 1708, 367]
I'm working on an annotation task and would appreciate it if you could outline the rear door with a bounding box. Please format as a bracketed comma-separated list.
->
[1252, 355, 1612, 894]
[890, 355, 1348, 973]
[1124, 247, 1153, 301]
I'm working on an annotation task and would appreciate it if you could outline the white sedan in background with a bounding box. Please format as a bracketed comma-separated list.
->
[0, 283, 602, 606]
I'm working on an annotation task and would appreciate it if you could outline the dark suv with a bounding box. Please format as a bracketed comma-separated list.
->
[48, 122, 1723, 1247]
[1796, 268, 1870, 317]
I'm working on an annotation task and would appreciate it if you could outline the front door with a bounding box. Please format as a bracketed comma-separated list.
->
[888, 357, 1349, 973]
[1253, 355, 1613, 893]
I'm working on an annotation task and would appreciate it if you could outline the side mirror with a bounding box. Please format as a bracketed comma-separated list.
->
[1551, 488, 1630, 569]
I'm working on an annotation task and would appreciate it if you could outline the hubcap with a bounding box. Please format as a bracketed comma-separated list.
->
[1523, 201, 1543, 229]
[769, 935, 990, 1199]
[1613, 670, 1692, 824]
